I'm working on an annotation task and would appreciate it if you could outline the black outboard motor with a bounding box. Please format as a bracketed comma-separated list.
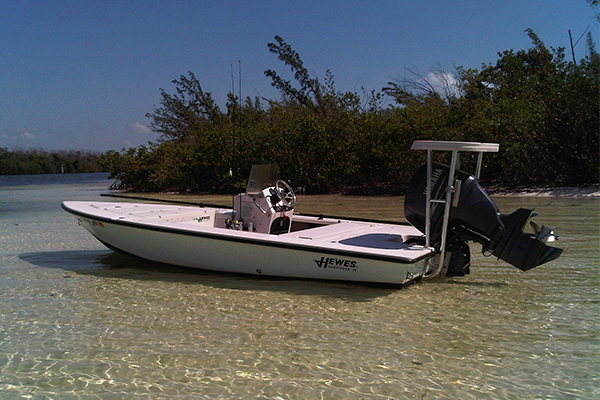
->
[405, 163, 562, 276]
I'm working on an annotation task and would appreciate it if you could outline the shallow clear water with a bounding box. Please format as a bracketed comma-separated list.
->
[1, 173, 598, 399]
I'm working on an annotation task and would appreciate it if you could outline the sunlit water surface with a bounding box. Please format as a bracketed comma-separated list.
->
[0, 173, 598, 399]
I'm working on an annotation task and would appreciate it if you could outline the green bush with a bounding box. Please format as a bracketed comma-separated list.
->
[103, 32, 599, 193]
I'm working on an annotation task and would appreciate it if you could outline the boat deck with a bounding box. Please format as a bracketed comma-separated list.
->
[286, 217, 417, 250]
[64, 201, 432, 261]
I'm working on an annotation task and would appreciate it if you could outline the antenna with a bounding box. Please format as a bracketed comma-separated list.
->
[230, 63, 235, 162]
[238, 61, 242, 156]
[238, 60, 242, 104]
[569, 27, 590, 63]
[230, 63, 235, 95]
[569, 30, 576, 63]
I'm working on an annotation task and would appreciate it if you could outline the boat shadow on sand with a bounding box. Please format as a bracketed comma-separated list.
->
[19, 250, 411, 301]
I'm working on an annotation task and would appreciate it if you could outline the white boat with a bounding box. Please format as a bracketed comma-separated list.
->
[62, 141, 562, 286]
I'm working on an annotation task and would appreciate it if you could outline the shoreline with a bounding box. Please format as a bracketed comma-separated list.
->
[487, 184, 600, 198]
[109, 184, 600, 201]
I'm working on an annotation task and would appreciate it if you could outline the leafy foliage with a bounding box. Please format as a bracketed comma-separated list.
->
[0, 148, 105, 175]
[146, 71, 225, 143]
[264, 35, 326, 114]
[104, 33, 599, 194]
[456, 29, 599, 185]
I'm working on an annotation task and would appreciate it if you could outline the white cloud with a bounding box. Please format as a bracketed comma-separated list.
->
[20, 131, 35, 140]
[129, 122, 152, 135]
[424, 71, 462, 98]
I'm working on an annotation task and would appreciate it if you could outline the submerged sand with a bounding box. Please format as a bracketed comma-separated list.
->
[489, 185, 600, 197]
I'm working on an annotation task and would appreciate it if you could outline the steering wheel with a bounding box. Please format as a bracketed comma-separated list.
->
[274, 180, 296, 208]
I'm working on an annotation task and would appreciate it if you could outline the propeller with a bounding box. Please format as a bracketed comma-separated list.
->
[530, 221, 559, 243]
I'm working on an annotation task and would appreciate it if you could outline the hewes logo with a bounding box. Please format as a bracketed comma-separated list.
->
[314, 256, 358, 272]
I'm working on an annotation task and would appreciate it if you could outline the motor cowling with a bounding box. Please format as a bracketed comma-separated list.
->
[404, 163, 562, 272]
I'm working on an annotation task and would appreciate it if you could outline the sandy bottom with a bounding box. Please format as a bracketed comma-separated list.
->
[490, 185, 600, 197]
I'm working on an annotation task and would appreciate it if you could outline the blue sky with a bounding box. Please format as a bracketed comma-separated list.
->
[1, 1, 597, 152]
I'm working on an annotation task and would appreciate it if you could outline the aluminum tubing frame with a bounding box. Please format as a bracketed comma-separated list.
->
[411, 141, 499, 277]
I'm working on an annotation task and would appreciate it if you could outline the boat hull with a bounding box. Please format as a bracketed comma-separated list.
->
[63, 202, 432, 285]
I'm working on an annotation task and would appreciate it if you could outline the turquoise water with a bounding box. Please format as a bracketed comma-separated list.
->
[0, 173, 598, 399]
